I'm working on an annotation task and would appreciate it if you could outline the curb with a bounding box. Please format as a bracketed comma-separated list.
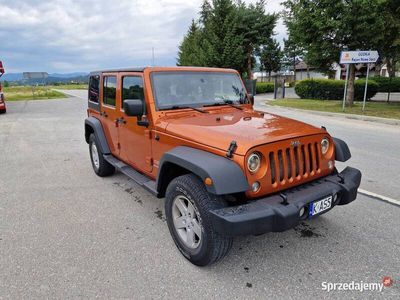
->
[260, 101, 400, 126]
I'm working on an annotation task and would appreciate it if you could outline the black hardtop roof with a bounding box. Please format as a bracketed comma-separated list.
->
[90, 67, 146, 75]
[89, 66, 237, 76]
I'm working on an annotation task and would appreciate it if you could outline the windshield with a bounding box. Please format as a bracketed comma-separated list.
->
[151, 71, 247, 110]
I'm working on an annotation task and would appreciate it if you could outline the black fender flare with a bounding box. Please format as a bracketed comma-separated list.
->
[84, 117, 110, 154]
[333, 137, 351, 162]
[157, 146, 249, 196]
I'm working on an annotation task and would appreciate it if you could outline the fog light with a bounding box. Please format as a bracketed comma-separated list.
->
[299, 207, 306, 217]
[328, 160, 334, 170]
[252, 182, 260, 192]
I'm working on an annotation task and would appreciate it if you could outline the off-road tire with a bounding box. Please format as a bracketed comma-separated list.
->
[89, 134, 115, 177]
[165, 174, 233, 266]
[0, 109, 6, 114]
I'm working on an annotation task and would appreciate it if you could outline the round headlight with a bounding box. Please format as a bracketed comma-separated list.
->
[321, 138, 330, 155]
[247, 152, 261, 173]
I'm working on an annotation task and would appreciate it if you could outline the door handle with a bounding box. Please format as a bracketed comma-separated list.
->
[115, 117, 126, 125]
[100, 111, 108, 118]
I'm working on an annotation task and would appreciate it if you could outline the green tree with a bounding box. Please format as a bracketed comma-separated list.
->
[283, 0, 386, 106]
[177, 0, 277, 77]
[259, 39, 282, 81]
[177, 20, 205, 66]
[201, 0, 245, 71]
[282, 37, 305, 78]
[379, 0, 400, 78]
[236, 0, 277, 78]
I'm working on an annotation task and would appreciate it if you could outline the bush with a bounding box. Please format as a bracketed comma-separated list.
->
[354, 79, 379, 100]
[371, 76, 400, 93]
[256, 82, 274, 94]
[294, 79, 378, 101]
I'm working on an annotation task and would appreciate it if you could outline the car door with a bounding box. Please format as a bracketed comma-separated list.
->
[117, 73, 152, 173]
[100, 74, 120, 156]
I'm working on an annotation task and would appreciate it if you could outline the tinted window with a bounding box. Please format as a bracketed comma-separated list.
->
[122, 76, 144, 106]
[89, 75, 99, 103]
[103, 76, 117, 106]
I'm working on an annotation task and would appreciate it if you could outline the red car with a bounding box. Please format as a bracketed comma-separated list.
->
[0, 61, 6, 114]
[0, 90, 5, 114]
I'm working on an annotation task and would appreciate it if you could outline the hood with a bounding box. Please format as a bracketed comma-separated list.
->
[158, 108, 325, 155]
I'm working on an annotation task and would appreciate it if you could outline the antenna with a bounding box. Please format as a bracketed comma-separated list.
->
[152, 47, 155, 66]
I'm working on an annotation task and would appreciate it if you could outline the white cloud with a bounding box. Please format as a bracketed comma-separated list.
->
[0, 0, 287, 73]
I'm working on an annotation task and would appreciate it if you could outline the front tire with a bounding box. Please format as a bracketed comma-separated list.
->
[165, 174, 233, 266]
[89, 134, 115, 177]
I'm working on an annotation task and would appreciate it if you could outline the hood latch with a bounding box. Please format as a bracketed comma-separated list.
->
[226, 141, 237, 158]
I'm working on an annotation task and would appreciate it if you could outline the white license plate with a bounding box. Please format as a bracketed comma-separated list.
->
[309, 196, 332, 217]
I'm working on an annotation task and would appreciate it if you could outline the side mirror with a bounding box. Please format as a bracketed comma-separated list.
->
[248, 94, 254, 106]
[123, 99, 143, 117]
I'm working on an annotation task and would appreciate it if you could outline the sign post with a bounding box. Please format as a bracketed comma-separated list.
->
[339, 50, 379, 111]
[362, 63, 370, 112]
[342, 64, 350, 111]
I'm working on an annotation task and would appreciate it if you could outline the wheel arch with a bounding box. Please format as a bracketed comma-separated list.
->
[84, 117, 111, 154]
[156, 146, 249, 197]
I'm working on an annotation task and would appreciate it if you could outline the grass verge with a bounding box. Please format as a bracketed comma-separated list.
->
[3, 86, 67, 101]
[268, 98, 400, 120]
[51, 84, 88, 90]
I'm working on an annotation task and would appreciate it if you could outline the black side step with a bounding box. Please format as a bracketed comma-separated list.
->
[103, 154, 158, 196]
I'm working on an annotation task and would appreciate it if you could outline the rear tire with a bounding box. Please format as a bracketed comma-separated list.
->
[89, 134, 115, 177]
[165, 174, 233, 266]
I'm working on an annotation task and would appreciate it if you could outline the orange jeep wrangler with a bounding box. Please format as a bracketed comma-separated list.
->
[85, 67, 361, 266]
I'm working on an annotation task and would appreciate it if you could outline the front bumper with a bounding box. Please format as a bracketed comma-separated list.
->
[210, 167, 361, 236]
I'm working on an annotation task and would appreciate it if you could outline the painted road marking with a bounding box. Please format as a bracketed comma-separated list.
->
[358, 189, 400, 207]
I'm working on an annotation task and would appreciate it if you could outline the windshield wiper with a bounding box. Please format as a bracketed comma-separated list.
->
[170, 105, 208, 113]
[204, 99, 243, 110]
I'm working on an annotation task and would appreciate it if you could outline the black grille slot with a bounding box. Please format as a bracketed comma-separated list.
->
[301, 145, 306, 175]
[294, 146, 300, 176]
[314, 142, 320, 170]
[286, 148, 292, 179]
[308, 143, 313, 172]
[269, 152, 276, 184]
[277, 150, 284, 181]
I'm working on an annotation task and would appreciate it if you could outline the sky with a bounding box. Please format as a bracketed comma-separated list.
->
[0, 0, 286, 73]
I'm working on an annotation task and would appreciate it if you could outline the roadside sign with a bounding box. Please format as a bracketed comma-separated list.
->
[340, 50, 379, 112]
[340, 51, 379, 64]
[23, 72, 48, 79]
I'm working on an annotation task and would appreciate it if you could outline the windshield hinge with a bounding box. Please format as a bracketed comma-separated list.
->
[226, 141, 237, 158]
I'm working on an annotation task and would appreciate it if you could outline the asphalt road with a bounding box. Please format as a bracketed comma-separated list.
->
[0, 92, 399, 299]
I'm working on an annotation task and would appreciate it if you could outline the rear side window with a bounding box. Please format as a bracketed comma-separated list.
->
[103, 76, 117, 106]
[89, 75, 99, 103]
[122, 76, 144, 105]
